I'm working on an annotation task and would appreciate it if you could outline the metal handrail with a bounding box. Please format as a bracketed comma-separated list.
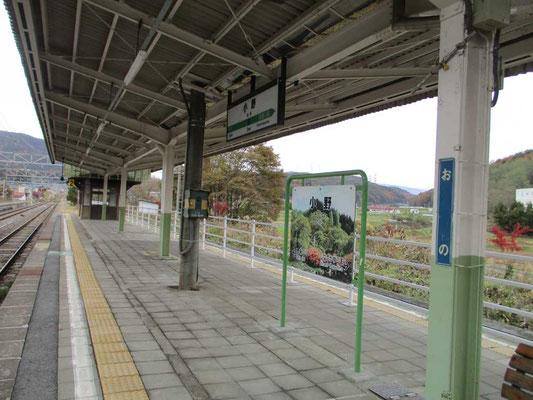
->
[125, 205, 533, 320]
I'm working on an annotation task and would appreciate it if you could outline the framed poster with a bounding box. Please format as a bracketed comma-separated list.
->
[290, 185, 356, 282]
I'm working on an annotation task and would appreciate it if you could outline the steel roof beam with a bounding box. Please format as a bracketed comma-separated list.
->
[41, 53, 187, 111]
[111, 0, 185, 135]
[287, 0, 394, 82]
[170, 2, 397, 141]
[45, 91, 169, 145]
[52, 130, 130, 155]
[69, 0, 82, 98]
[76, 13, 118, 148]
[294, 27, 529, 106]
[61, 158, 106, 175]
[54, 140, 123, 165]
[55, 150, 115, 172]
[304, 67, 434, 80]
[83, 0, 273, 78]
[152, 0, 261, 125]
[56, 154, 106, 175]
[172, 0, 261, 83]
[49, 116, 150, 148]
[290, 33, 440, 105]
[210, 0, 343, 89]
[107, 147, 159, 175]
[285, 104, 338, 112]
[82, 0, 180, 162]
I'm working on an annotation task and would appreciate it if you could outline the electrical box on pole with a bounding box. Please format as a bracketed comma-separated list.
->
[473, 0, 511, 30]
[183, 189, 209, 219]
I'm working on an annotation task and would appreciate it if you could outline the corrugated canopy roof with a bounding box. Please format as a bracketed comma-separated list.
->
[5, 0, 533, 175]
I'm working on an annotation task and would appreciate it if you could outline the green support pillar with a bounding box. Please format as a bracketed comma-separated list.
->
[425, 2, 497, 398]
[118, 167, 127, 232]
[119, 207, 125, 232]
[159, 212, 172, 256]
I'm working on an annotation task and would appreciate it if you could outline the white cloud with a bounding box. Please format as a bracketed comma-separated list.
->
[269, 74, 533, 189]
[0, 7, 43, 139]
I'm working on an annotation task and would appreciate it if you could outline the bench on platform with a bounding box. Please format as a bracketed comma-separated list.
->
[502, 343, 533, 399]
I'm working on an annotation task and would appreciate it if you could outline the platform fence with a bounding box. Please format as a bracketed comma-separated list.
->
[126, 205, 533, 321]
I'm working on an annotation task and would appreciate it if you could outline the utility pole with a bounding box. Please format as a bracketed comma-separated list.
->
[118, 167, 127, 232]
[159, 144, 175, 257]
[102, 173, 108, 221]
[175, 165, 182, 213]
[179, 90, 206, 290]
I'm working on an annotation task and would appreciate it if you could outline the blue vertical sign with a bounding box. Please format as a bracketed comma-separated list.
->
[436, 158, 455, 266]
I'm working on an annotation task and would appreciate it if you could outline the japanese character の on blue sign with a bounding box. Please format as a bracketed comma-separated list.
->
[436, 158, 455, 266]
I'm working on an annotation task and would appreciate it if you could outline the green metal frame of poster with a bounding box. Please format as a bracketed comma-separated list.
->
[280, 170, 368, 373]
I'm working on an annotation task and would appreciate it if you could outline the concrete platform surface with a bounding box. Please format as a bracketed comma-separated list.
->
[0, 212, 513, 399]
[71, 217, 510, 399]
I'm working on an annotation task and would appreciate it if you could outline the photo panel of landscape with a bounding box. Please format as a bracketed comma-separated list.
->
[290, 185, 356, 283]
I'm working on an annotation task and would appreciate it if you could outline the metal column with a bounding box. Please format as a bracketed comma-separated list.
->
[102, 173, 108, 221]
[118, 167, 127, 232]
[175, 165, 182, 213]
[426, 3, 493, 398]
[160, 145, 174, 257]
[179, 90, 206, 290]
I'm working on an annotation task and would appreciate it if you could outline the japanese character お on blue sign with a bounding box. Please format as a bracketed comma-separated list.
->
[436, 158, 455, 266]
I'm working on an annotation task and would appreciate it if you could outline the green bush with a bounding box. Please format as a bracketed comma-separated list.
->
[66, 186, 78, 205]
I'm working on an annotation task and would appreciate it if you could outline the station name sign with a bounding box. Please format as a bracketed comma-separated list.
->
[227, 77, 286, 142]
[436, 158, 455, 266]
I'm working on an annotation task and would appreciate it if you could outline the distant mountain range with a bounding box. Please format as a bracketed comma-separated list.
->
[285, 172, 413, 206]
[0, 130, 59, 175]
[0, 130, 48, 154]
[408, 150, 533, 210]
[380, 184, 427, 195]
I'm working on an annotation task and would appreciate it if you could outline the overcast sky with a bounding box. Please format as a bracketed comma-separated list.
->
[0, 6, 531, 190]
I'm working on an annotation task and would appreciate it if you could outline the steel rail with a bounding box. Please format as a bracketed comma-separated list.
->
[0, 204, 55, 275]
[0, 203, 42, 221]
[0, 205, 51, 244]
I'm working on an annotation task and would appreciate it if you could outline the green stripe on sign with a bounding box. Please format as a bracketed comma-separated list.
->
[228, 108, 275, 134]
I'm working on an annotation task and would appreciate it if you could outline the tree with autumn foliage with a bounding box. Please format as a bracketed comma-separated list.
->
[213, 201, 228, 216]
[202, 145, 284, 221]
[306, 248, 321, 267]
[490, 223, 531, 279]
[490, 223, 531, 253]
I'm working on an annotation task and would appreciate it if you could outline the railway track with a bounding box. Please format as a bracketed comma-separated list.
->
[0, 203, 56, 276]
[0, 203, 42, 222]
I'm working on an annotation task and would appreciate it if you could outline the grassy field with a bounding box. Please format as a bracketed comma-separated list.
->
[265, 207, 531, 329]
[275, 208, 533, 254]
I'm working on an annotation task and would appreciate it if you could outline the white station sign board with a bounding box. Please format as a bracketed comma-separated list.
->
[227, 80, 284, 141]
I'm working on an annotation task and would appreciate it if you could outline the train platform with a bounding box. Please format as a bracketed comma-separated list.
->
[0, 211, 515, 399]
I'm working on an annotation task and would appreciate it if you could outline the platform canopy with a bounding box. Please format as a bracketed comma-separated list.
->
[6, 0, 533, 175]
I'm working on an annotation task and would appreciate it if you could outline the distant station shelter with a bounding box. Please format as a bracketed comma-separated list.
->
[66, 165, 148, 220]
[7, 0, 533, 398]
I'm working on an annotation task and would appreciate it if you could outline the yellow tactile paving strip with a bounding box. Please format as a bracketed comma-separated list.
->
[65, 214, 149, 399]
[207, 245, 515, 357]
